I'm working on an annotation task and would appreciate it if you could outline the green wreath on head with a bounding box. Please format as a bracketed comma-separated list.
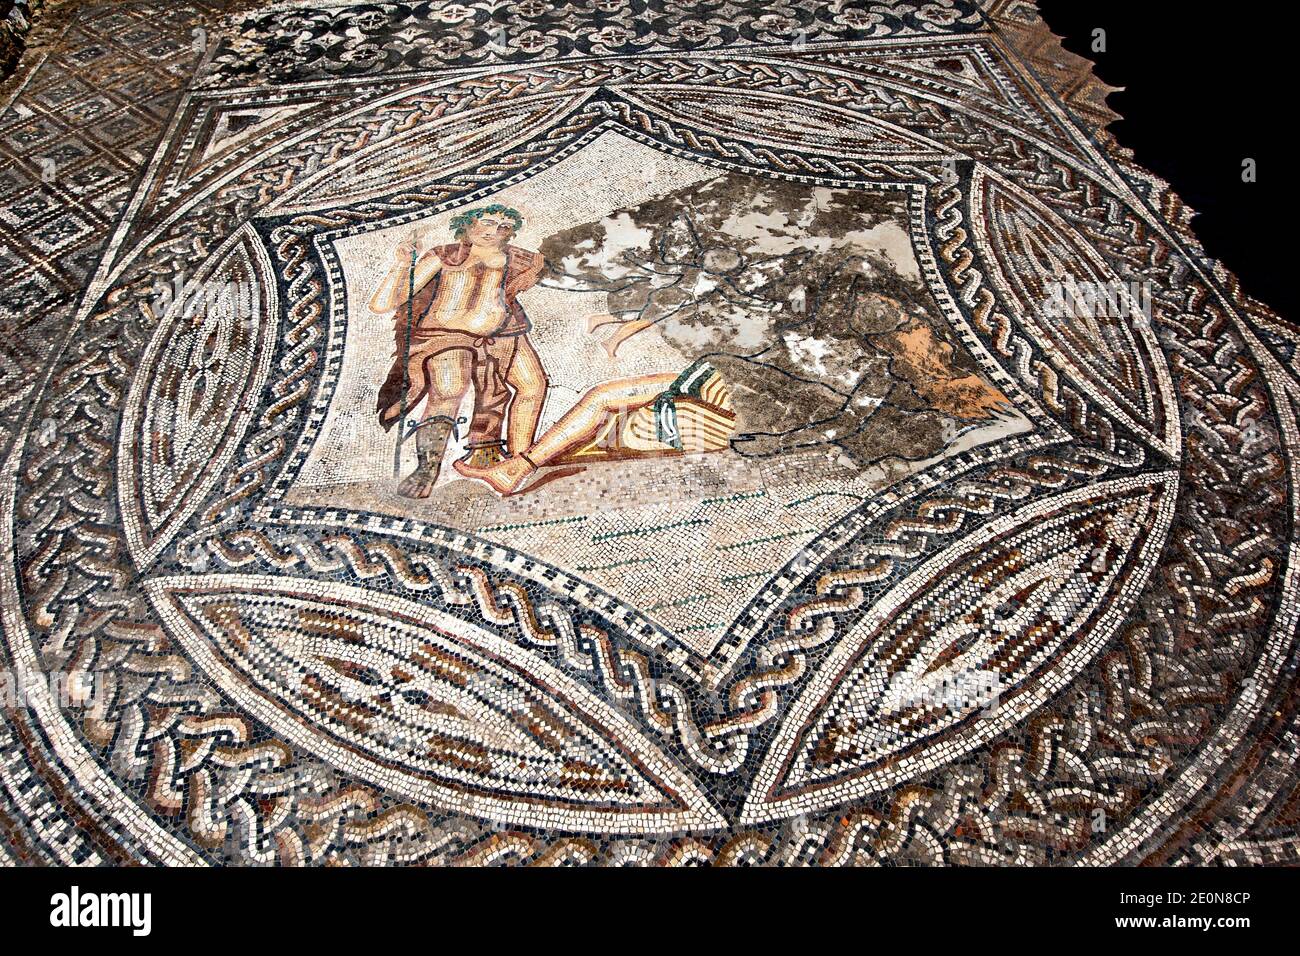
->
[449, 204, 525, 238]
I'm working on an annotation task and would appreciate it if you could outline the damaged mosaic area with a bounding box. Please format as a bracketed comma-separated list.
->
[1, 0, 1298, 866]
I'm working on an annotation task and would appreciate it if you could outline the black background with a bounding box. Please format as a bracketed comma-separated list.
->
[3, 865, 1281, 943]
[1038, 1, 1297, 322]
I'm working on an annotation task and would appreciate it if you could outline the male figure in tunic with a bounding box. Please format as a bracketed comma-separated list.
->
[368, 204, 548, 497]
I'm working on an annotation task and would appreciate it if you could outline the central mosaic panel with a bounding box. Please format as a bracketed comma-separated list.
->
[289, 132, 1025, 654]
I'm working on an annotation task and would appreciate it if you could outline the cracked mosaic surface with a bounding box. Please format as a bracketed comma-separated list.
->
[1, 0, 1297, 866]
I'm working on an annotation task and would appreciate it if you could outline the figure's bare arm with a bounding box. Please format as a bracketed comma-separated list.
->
[505, 252, 546, 297]
[600, 319, 654, 359]
[369, 232, 442, 313]
[588, 290, 693, 356]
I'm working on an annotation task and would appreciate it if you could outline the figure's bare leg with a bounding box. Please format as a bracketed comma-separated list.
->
[456, 374, 674, 495]
[397, 418, 455, 498]
[504, 336, 548, 454]
[585, 313, 620, 333]
[602, 319, 654, 359]
[397, 351, 470, 498]
[519, 374, 672, 464]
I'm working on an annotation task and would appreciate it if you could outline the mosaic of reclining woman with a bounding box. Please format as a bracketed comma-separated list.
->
[455, 273, 1011, 497]
[454, 360, 734, 494]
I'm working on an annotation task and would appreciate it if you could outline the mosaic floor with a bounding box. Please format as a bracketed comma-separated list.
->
[1, 0, 1297, 866]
